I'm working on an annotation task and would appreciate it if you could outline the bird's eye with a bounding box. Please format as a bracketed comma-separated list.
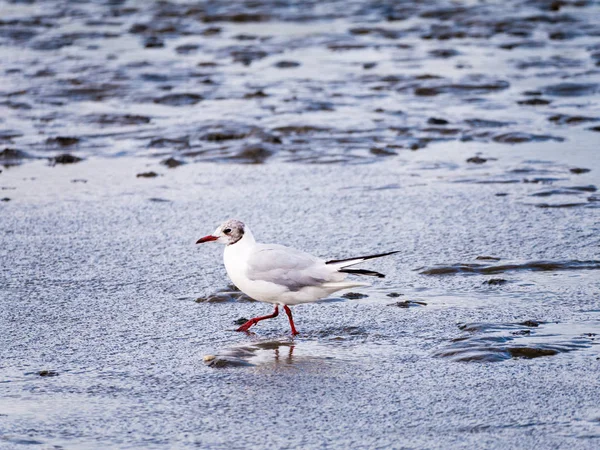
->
[223, 228, 232, 234]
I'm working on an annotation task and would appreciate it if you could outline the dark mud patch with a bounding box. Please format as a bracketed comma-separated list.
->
[542, 82, 599, 97]
[465, 119, 512, 128]
[227, 145, 273, 164]
[389, 300, 427, 308]
[153, 93, 203, 106]
[87, 114, 151, 126]
[0, 1, 598, 170]
[483, 278, 508, 285]
[530, 185, 596, 197]
[161, 157, 185, 168]
[570, 167, 591, 174]
[518, 97, 551, 106]
[196, 285, 255, 303]
[429, 48, 460, 58]
[476, 256, 501, 261]
[535, 202, 589, 208]
[466, 156, 488, 164]
[0, 130, 23, 142]
[341, 292, 369, 300]
[56, 83, 125, 102]
[370, 147, 398, 156]
[548, 114, 600, 125]
[46, 136, 80, 147]
[419, 260, 600, 275]
[514, 56, 583, 70]
[272, 125, 332, 135]
[493, 132, 564, 144]
[149, 138, 190, 150]
[1, 148, 32, 165]
[529, 185, 597, 208]
[175, 44, 200, 55]
[309, 326, 369, 340]
[136, 171, 159, 178]
[413, 75, 509, 97]
[427, 117, 449, 125]
[274, 60, 301, 69]
[50, 154, 82, 165]
[435, 321, 598, 363]
[244, 89, 268, 99]
[200, 124, 274, 143]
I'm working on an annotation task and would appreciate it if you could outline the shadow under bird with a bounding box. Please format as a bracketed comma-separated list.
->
[197, 219, 398, 335]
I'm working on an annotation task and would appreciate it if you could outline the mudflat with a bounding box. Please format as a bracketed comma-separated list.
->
[1, 1, 600, 448]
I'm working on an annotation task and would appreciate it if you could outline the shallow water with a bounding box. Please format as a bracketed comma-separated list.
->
[1, 0, 600, 449]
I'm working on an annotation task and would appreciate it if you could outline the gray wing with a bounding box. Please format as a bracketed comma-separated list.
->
[246, 244, 331, 291]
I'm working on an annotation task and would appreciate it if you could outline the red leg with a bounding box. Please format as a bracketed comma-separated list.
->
[236, 305, 279, 332]
[283, 305, 299, 336]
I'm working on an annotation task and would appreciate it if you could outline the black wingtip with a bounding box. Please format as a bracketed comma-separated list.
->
[326, 250, 400, 265]
[339, 268, 386, 278]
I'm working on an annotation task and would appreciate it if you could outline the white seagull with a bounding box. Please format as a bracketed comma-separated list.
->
[197, 219, 398, 335]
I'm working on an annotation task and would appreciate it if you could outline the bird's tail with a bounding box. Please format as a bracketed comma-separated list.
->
[326, 251, 399, 278]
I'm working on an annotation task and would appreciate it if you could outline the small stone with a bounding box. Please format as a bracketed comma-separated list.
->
[234, 317, 248, 325]
[38, 370, 58, 377]
[1, 197, 10, 202]
[386, 292, 403, 297]
[203, 355, 216, 362]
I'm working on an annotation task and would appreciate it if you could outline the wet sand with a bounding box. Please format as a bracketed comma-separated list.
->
[1, 0, 600, 449]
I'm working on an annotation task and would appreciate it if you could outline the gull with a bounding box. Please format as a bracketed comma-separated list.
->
[197, 219, 398, 335]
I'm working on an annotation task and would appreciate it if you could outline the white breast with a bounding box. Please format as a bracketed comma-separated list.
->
[223, 234, 285, 304]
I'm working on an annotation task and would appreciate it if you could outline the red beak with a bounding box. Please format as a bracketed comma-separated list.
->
[196, 235, 218, 244]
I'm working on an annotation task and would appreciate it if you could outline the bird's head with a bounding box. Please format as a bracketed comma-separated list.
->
[196, 219, 246, 246]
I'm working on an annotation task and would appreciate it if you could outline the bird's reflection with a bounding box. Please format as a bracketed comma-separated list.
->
[206, 338, 336, 369]
[273, 343, 295, 364]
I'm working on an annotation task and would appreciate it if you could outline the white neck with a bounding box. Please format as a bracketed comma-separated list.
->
[224, 226, 256, 257]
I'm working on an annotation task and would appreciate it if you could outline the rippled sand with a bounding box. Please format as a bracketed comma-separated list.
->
[1, 1, 600, 449]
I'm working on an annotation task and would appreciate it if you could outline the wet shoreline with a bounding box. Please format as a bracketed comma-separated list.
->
[2, 0, 600, 448]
